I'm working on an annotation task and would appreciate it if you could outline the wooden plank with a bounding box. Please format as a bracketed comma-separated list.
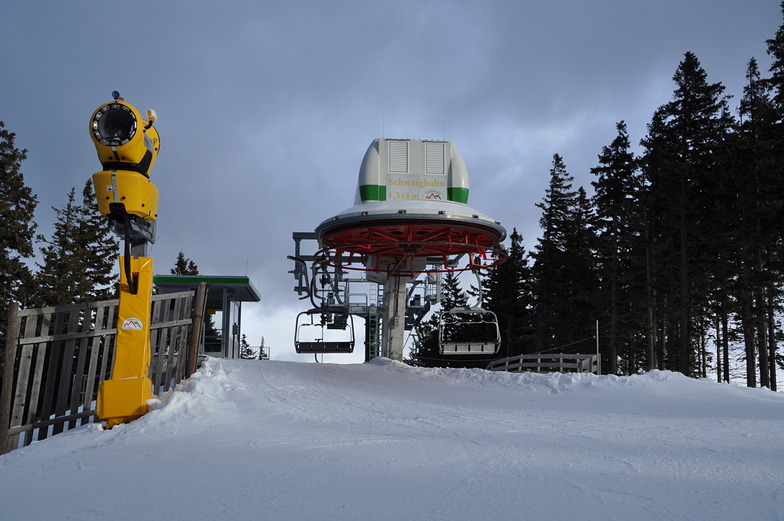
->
[7, 409, 94, 436]
[15, 300, 120, 319]
[18, 312, 42, 446]
[187, 284, 208, 377]
[27, 312, 52, 412]
[67, 334, 90, 430]
[175, 324, 191, 384]
[149, 329, 163, 391]
[1, 302, 21, 454]
[98, 303, 117, 383]
[149, 298, 167, 391]
[24, 337, 50, 447]
[69, 307, 93, 427]
[52, 310, 80, 435]
[98, 332, 115, 384]
[175, 294, 193, 381]
[151, 290, 194, 302]
[83, 303, 113, 412]
[163, 296, 186, 390]
[10, 313, 40, 444]
[149, 327, 161, 391]
[159, 326, 174, 392]
[9, 346, 33, 444]
[17, 328, 126, 345]
[38, 310, 66, 441]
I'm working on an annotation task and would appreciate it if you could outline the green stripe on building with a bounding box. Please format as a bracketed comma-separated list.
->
[448, 187, 469, 204]
[359, 184, 386, 201]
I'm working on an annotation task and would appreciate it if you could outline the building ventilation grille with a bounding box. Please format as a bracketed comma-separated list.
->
[425, 142, 445, 174]
[388, 140, 409, 173]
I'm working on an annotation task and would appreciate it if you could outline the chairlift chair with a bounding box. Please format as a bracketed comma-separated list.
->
[294, 309, 355, 354]
[438, 306, 501, 355]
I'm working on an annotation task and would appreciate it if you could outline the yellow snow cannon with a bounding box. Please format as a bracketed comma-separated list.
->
[90, 91, 160, 222]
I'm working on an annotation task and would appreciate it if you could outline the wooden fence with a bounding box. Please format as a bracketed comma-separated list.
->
[0, 285, 207, 454]
[487, 353, 601, 374]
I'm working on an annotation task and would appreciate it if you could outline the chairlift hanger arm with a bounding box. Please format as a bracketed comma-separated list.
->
[287, 255, 311, 301]
[473, 269, 484, 305]
[309, 261, 348, 308]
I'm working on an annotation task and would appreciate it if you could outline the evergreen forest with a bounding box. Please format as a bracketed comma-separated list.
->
[412, 6, 784, 389]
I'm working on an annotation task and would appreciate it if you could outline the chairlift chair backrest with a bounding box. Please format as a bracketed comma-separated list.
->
[294, 309, 355, 354]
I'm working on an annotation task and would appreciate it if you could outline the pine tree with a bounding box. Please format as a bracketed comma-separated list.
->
[591, 121, 647, 373]
[171, 251, 199, 275]
[240, 334, 255, 359]
[79, 181, 119, 301]
[532, 154, 575, 351]
[733, 54, 784, 389]
[33, 182, 118, 307]
[482, 229, 533, 357]
[764, 1, 784, 110]
[640, 52, 734, 376]
[759, 4, 784, 388]
[35, 188, 81, 306]
[531, 154, 597, 354]
[0, 121, 38, 370]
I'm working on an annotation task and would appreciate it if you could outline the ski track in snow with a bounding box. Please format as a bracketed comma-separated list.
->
[1, 358, 783, 521]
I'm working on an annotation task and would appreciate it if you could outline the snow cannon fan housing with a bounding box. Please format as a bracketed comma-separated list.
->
[315, 138, 507, 274]
[89, 95, 160, 223]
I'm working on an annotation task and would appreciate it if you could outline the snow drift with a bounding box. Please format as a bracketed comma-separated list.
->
[1, 358, 782, 521]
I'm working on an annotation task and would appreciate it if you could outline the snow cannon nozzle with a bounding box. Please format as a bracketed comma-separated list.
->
[89, 95, 160, 223]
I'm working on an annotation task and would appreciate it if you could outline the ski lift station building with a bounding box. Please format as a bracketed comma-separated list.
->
[154, 274, 260, 359]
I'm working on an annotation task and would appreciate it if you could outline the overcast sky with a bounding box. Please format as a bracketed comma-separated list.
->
[1, 1, 779, 361]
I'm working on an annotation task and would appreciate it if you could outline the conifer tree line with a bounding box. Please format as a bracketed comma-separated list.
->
[0, 120, 122, 370]
[414, 7, 784, 388]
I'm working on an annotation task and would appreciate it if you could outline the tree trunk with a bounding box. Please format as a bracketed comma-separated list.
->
[721, 311, 730, 384]
[756, 291, 770, 389]
[678, 174, 690, 376]
[767, 292, 777, 392]
[659, 313, 669, 371]
[609, 265, 618, 375]
[645, 217, 657, 372]
[679, 227, 690, 375]
[715, 313, 721, 383]
[741, 290, 757, 387]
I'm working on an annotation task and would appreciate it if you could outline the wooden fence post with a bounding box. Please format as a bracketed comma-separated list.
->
[1, 302, 20, 455]
[186, 283, 208, 378]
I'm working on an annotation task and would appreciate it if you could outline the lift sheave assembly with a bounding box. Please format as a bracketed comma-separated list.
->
[290, 138, 507, 361]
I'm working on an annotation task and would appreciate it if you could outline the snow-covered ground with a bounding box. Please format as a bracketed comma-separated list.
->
[1, 358, 782, 521]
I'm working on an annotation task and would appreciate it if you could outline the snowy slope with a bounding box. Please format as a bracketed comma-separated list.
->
[1, 358, 783, 521]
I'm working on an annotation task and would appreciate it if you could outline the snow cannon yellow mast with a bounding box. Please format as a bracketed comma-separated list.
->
[90, 91, 159, 428]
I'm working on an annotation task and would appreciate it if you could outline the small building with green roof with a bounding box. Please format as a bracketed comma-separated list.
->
[153, 275, 261, 359]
